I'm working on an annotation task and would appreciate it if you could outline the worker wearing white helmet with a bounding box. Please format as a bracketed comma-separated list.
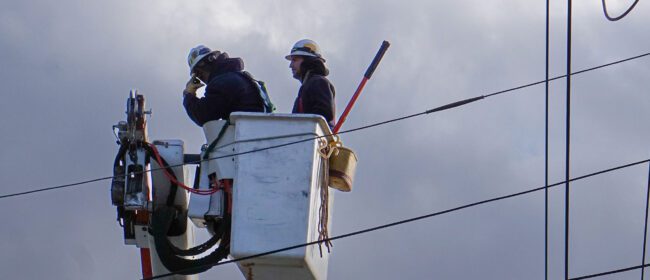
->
[286, 39, 336, 128]
[183, 45, 269, 126]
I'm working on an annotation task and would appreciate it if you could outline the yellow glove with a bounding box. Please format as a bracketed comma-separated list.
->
[184, 74, 204, 94]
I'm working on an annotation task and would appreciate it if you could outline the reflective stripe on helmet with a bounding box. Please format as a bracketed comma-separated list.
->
[188, 45, 213, 74]
[285, 39, 325, 62]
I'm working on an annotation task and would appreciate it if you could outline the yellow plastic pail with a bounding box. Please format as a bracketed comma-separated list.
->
[329, 146, 357, 192]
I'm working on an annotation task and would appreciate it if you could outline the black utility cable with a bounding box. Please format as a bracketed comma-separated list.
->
[2, 52, 650, 201]
[602, 0, 640, 21]
[484, 51, 650, 98]
[544, 0, 551, 278]
[643, 163, 650, 280]
[143, 158, 650, 280]
[0, 175, 116, 199]
[569, 263, 650, 280]
[565, 1, 573, 279]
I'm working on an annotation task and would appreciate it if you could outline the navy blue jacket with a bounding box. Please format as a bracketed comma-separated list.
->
[183, 58, 264, 126]
[292, 73, 336, 128]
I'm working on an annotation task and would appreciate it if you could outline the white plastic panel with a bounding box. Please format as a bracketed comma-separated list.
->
[150, 140, 189, 208]
[202, 120, 236, 180]
[229, 112, 334, 280]
[188, 120, 236, 227]
[148, 139, 197, 280]
[134, 224, 150, 249]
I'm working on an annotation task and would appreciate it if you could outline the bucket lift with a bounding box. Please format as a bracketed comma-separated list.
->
[109, 41, 389, 279]
[110, 91, 356, 280]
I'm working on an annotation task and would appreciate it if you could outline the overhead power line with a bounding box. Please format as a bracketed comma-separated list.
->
[0, 176, 116, 199]
[544, 0, 551, 278]
[565, 1, 574, 279]
[144, 158, 650, 280]
[601, 0, 640, 21]
[483, 51, 650, 98]
[641, 163, 650, 279]
[564, 1, 644, 279]
[569, 263, 650, 280]
[1, 51, 649, 201]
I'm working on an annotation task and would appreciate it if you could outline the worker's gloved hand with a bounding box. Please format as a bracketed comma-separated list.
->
[184, 74, 204, 94]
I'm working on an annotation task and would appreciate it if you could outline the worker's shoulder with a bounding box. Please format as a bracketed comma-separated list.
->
[211, 71, 246, 82]
[304, 74, 332, 87]
[208, 71, 249, 88]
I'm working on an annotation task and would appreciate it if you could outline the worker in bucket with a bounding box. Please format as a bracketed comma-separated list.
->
[286, 39, 336, 128]
[183, 45, 269, 126]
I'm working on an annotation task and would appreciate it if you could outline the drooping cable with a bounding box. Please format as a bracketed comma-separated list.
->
[565, 1, 573, 279]
[642, 162, 650, 279]
[602, 0, 640, 21]
[1, 52, 650, 201]
[143, 158, 650, 280]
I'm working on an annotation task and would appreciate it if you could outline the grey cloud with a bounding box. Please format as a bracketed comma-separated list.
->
[1, 1, 649, 280]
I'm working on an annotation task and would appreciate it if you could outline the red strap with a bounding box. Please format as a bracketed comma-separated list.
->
[297, 96, 304, 113]
[219, 179, 234, 214]
[150, 143, 218, 195]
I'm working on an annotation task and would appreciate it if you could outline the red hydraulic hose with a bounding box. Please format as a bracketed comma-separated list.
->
[333, 41, 390, 134]
[149, 143, 219, 195]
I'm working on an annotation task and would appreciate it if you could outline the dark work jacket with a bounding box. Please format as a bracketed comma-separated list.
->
[183, 58, 264, 126]
[292, 73, 336, 128]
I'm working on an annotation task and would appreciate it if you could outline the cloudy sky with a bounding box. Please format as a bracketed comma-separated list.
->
[1, 0, 650, 279]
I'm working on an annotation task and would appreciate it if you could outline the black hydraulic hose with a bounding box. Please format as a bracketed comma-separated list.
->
[169, 222, 224, 256]
[165, 194, 231, 257]
[145, 143, 231, 259]
[151, 205, 230, 275]
[111, 141, 129, 211]
[113, 142, 129, 168]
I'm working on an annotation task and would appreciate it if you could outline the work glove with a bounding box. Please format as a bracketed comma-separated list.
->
[184, 74, 204, 95]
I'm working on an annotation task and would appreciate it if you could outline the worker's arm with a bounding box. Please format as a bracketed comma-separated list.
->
[183, 79, 232, 126]
[301, 76, 336, 126]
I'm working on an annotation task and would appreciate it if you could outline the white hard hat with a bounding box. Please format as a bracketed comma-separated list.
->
[187, 45, 217, 74]
[285, 39, 325, 61]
